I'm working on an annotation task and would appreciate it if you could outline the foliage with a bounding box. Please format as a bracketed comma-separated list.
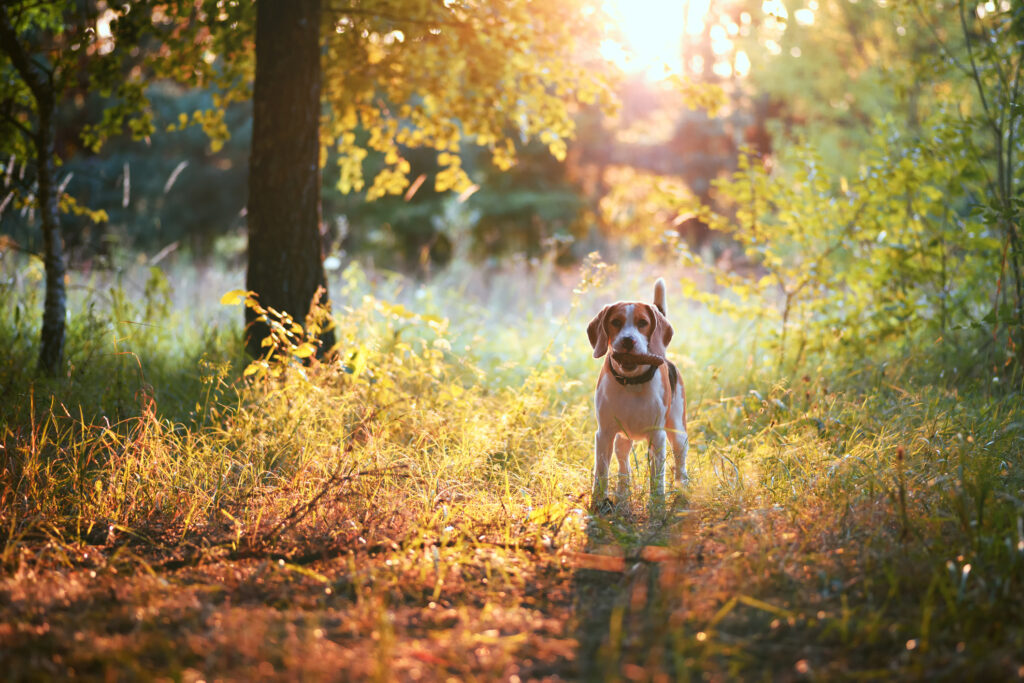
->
[322, 137, 591, 269]
[593, 1, 1023, 378]
[672, 115, 999, 372]
[726, 0, 962, 173]
[220, 285, 333, 381]
[77, 0, 254, 154]
[2, 0, 617, 216]
[51, 86, 249, 259]
[4, 0, 1024, 678]
[4, 79, 593, 268]
[2, 256, 1024, 678]
[943, 0, 1024, 362]
[321, 0, 617, 200]
[0, 0, 250, 204]
[1, 0, 619, 272]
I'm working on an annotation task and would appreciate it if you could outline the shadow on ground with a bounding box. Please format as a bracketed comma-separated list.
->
[572, 494, 700, 680]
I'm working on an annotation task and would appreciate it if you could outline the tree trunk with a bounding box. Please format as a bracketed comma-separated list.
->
[36, 93, 67, 376]
[0, 7, 67, 376]
[246, 0, 334, 357]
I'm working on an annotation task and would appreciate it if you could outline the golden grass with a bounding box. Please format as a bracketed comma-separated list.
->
[2, 254, 1023, 680]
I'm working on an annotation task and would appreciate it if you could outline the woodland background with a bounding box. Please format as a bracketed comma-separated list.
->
[2, 0, 1024, 680]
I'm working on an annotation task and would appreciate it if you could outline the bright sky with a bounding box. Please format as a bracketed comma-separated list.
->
[601, 0, 712, 79]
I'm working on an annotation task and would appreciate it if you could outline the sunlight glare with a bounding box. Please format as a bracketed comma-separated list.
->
[794, 8, 815, 25]
[685, 0, 713, 34]
[712, 60, 732, 78]
[709, 25, 730, 54]
[602, 0, 711, 79]
[734, 50, 751, 77]
[761, 0, 788, 20]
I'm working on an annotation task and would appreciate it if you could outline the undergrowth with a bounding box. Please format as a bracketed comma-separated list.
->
[1, 252, 1024, 680]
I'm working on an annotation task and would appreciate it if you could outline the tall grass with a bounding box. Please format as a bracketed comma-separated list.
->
[2, 250, 1023, 679]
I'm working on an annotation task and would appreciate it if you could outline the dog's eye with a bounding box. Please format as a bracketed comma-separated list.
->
[610, 319, 623, 328]
[637, 319, 649, 329]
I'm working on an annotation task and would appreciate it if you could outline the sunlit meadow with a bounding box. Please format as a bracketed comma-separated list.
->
[2, 246, 1023, 679]
[3, 0, 1024, 676]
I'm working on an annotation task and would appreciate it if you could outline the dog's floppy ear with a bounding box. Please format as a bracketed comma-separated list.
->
[646, 304, 674, 356]
[587, 306, 611, 358]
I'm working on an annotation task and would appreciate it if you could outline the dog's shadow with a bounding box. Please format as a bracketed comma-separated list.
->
[571, 492, 697, 679]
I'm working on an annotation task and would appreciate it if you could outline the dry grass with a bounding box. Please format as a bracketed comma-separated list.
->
[2, 253, 1024, 680]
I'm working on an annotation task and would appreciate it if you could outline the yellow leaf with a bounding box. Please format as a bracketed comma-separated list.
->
[350, 347, 368, 377]
[243, 362, 264, 377]
[293, 343, 317, 358]
[220, 289, 248, 305]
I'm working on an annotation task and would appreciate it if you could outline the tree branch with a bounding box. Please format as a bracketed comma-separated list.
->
[0, 107, 35, 143]
[1004, 51, 1021, 205]
[910, 0, 971, 78]
[958, 0, 997, 132]
[0, 4, 55, 116]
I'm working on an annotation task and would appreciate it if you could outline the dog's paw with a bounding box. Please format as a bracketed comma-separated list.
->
[647, 492, 668, 514]
[669, 489, 690, 512]
[671, 476, 690, 501]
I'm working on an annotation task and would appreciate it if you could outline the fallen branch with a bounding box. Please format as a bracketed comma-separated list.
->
[259, 463, 409, 548]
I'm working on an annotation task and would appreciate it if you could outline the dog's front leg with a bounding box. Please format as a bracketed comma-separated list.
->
[649, 429, 667, 500]
[593, 429, 615, 503]
[614, 433, 632, 499]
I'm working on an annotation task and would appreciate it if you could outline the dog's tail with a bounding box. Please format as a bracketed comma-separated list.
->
[653, 278, 667, 316]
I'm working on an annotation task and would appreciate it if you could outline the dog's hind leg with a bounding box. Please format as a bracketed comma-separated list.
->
[667, 386, 689, 487]
[649, 429, 667, 500]
[669, 426, 689, 487]
[613, 433, 632, 499]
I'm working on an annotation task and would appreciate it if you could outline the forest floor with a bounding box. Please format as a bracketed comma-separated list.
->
[2, 260, 1024, 680]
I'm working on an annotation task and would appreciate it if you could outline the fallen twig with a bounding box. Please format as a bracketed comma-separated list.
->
[611, 351, 665, 367]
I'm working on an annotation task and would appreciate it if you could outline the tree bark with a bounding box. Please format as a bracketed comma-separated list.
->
[35, 93, 66, 376]
[0, 7, 67, 376]
[246, 0, 334, 357]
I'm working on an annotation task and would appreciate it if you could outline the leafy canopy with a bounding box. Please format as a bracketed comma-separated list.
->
[320, 0, 617, 199]
[3, 0, 617, 219]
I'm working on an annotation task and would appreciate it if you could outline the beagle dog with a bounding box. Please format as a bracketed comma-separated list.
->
[587, 278, 688, 504]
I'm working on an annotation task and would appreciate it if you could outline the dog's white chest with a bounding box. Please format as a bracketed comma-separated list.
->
[594, 375, 667, 441]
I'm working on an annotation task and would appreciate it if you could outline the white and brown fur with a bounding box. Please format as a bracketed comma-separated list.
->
[587, 278, 688, 503]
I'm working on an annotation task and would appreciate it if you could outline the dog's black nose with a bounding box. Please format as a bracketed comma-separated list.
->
[621, 337, 634, 350]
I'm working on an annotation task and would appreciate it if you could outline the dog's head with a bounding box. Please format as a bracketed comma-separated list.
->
[587, 301, 673, 360]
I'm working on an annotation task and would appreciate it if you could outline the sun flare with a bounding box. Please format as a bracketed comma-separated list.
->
[601, 0, 711, 79]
